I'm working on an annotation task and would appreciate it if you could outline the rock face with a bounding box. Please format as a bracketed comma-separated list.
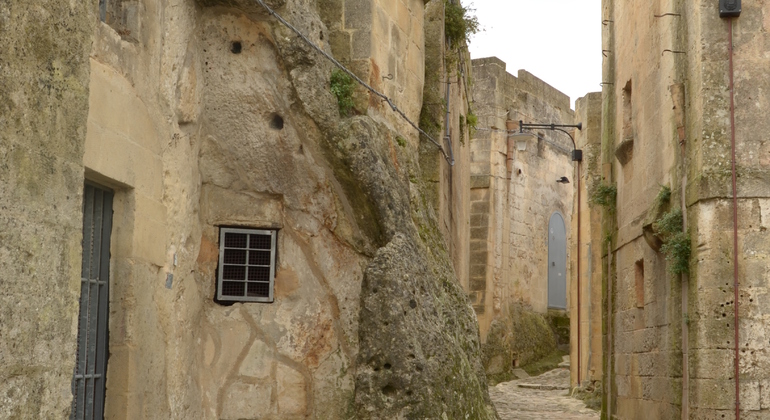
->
[357, 233, 494, 418]
[322, 118, 494, 418]
[483, 304, 558, 379]
[0, 1, 95, 418]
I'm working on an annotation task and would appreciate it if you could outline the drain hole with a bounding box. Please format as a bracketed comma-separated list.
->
[230, 41, 242, 54]
[270, 114, 284, 130]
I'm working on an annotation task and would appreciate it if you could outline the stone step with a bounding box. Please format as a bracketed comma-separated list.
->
[517, 383, 570, 391]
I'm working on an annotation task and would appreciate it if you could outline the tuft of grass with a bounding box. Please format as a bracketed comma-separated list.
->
[656, 185, 671, 204]
[465, 110, 478, 140]
[661, 231, 691, 274]
[573, 382, 603, 411]
[590, 183, 617, 212]
[654, 208, 683, 237]
[396, 136, 407, 147]
[330, 69, 355, 116]
[444, 0, 480, 48]
[654, 208, 691, 274]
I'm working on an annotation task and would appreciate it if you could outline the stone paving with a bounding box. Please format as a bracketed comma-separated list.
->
[490, 368, 600, 420]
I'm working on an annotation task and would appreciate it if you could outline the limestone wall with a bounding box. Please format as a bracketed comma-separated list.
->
[470, 58, 575, 336]
[319, 0, 426, 134]
[470, 57, 575, 380]
[570, 92, 604, 388]
[420, 0, 473, 294]
[601, 0, 770, 417]
[0, 1, 96, 418]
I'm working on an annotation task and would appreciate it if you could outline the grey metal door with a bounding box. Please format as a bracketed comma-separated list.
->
[548, 213, 567, 309]
[71, 183, 113, 420]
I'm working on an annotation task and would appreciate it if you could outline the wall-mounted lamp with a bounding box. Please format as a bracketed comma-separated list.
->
[518, 120, 583, 161]
[510, 131, 537, 151]
[517, 119, 584, 383]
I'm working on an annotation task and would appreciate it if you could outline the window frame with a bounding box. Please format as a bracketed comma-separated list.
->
[216, 227, 277, 303]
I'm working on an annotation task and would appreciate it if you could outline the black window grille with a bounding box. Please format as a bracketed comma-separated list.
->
[217, 228, 276, 303]
[71, 183, 113, 420]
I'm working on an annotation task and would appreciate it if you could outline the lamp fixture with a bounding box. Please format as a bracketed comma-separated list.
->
[518, 120, 583, 161]
[510, 131, 537, 151]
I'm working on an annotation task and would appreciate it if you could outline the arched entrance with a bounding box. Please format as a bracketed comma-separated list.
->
[548, 213, 567, 309]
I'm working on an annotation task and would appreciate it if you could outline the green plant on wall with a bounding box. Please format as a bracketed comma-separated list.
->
[458, 115, 466, 145]
[444, 0, 479, 48]
[466, 109, 477, 138]
[330, 69, 355, 116]
[655, 185, 671, 205]
[654, 208, 691, 275]
[589, 183, 617, 212]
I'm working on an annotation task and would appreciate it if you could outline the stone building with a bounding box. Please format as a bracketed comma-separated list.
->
[570, 92, 604, 389]
[470, 57, 577, 376]
[0, 0, 496, 418]
[595, 0, 770, 418]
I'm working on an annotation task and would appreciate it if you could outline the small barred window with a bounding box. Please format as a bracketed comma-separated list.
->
[217, 228, 276, 303]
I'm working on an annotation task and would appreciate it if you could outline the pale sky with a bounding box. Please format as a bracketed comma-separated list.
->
[468, 0, 603, 109]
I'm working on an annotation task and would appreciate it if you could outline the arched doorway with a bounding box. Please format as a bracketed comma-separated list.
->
[548, 213, 567, 309]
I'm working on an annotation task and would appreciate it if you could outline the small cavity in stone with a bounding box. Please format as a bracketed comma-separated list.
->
[230, 41, 242, 54]
[270, 113, 284, 130]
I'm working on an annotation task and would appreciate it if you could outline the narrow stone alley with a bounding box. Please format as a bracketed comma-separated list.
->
[490, 367, 599, 420]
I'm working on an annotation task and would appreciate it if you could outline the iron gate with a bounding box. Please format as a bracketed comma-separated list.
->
[71, 183, 113, 420]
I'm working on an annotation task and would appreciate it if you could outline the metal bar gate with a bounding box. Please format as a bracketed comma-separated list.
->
[71, 183, 113, 420]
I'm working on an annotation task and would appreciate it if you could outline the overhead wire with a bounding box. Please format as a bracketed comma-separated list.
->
[253, 0, 453, 165]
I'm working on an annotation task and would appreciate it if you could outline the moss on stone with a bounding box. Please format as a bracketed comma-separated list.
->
[481, 303, 559, 381]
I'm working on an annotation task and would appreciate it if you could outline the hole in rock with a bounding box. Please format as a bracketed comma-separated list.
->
[270, 114, 284, 130]
[383, 363, 392, 370]
[382, 385, 397, 395]
[230, 41, 242, 54]
[409, 299, 417, 309]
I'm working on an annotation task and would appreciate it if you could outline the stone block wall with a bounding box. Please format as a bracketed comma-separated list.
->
[470, 57, 574, 349]
[419, 0, 473, 294]
[601, 0, 770, 417]
[319, 0, 427, 134]
[570, 92, 604, 388]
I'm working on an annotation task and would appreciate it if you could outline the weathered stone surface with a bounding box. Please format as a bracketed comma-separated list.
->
[3, 0, 495, 419]
[600, 1, 770, 418]
[0, 0, 95, 417]
[482, 304, 558, 376]
[355, 234, 496, 419]
[220, 381, 273, 419]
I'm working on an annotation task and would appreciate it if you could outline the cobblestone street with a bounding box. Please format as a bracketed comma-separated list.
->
[490, 368, 600, 420]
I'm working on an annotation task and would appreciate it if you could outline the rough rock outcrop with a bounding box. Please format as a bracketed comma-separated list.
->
[321, 118, 496, 418]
